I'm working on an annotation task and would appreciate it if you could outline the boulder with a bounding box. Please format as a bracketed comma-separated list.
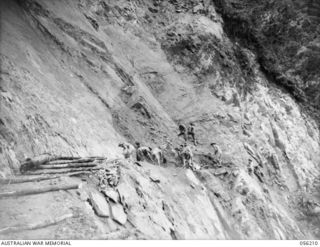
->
[89, 191, 110, 217]
[102, 188, 119, 203]
[110, 203, 127, 225]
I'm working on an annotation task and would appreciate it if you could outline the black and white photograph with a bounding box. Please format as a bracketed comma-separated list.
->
[0, 0, 320, 242]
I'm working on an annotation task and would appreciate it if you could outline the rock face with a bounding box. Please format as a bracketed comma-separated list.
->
[0, 0, 320, 240]
[110, 203, 127, 225]
[212, 0, 320, 110]
[89, 191, 110, 217]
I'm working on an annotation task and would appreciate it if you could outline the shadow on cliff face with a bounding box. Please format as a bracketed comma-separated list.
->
[212, 0, 320, 118]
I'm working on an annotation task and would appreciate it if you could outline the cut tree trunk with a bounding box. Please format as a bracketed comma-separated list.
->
[48, 159, 96, 165]
[0, 175, 60, 184]
[47, 157, 106, 165]
[67, 171, 92, 177]
[0, 183, 80, 199]
[24, 167, 101, 175]
[0, 171, 95, 184]
[0, 213, 74, 234]
[38, 162, 97, 169]
[50, 156, 82, 161]
[21, 155, 82, 166]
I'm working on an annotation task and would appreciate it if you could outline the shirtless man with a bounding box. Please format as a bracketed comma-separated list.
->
[210, 142, 222, 165]
[118, 142, 135, 160]
[180, 143, 194, 169]
[135, 142, 153, 162]
[151, 147, 167, 166]
[187, 123, 196, 145]
[178, 123, 187, 141]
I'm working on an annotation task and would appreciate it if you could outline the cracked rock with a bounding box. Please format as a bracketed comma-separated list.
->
[110, 202, 127, 225]
[89, 191, 110, 217]
[102, 188, 119, 203]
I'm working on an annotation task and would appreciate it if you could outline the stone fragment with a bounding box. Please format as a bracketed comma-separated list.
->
[270, 153, 280, 170]
[77, 190, 89, 201]
[89, 191, 110, 217]
[110, 203, 127, 225]
[239, 187, 249, 196]
[214, 168, 228, 176]
[102, 188, 119, 203]
[312, 206, 320, 215]
[167, 31, 175, 37]
[193, 163, 201, 170]
[148, 7, 158, 13]
[193, 3, 203, 13]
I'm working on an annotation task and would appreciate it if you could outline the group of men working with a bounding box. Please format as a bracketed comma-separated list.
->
[118, 142, 167, 166]
[177, 123, 196, 146]
[177, 122, 222, 169]
[118, 141, 197, 169]
[118, 122, 272, 186]
[118, 122, 222, 170]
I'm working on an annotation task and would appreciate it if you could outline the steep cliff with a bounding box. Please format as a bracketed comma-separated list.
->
[0, 0, 319, 240]
[212, 0, 320, 110]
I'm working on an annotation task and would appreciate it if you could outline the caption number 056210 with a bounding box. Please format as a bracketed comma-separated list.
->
[300, 241, 319, 246]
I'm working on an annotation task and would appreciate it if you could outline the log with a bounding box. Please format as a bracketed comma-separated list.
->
[38, 162, 97, 169]
[21, 155, 81, 166]
[20, 155, 53, 166]
[87, 156, 107, 159]
[48, 157, 107, 165]
[0, 213, 74, 234]
[20, 155, 84, 173]
[48, 157, 106, 164]
[67, 171, 92, 177]
[0, 175, 60, 184]
[48, 158, 96, 165]
[50, 156, 82, 161]
[0, 183, 80, 199]
[24, 167, 101, 175]
[0, 170, 96, 184]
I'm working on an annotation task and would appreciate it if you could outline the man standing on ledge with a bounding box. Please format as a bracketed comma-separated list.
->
[187, 123, 196, 146]
[178, 123, 187, 141]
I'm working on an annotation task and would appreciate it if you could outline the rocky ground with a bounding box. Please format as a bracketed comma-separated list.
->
[0, 0, 320, 240]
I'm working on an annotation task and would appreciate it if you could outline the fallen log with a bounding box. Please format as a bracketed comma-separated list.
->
[0, 183, 80, 199]
[20, 155, 83, 173]
[88, 156, 107, 159]
[21, 155, 81, 165]
[48, 158, 96, 165]
[50, 156, 82, 161]
[24, 167, 102, 175]
[67, 171, 92, 177]
[38, 162, 97, 169]
[20, 155, 53, 173]
[48, 157, 107, 165]
[49, 156, 106, 163]
[0, 213, 74, 234]
[0, 175, 60, 185]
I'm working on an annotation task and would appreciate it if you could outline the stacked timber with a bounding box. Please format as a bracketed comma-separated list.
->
[19, 154, 107, 175]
